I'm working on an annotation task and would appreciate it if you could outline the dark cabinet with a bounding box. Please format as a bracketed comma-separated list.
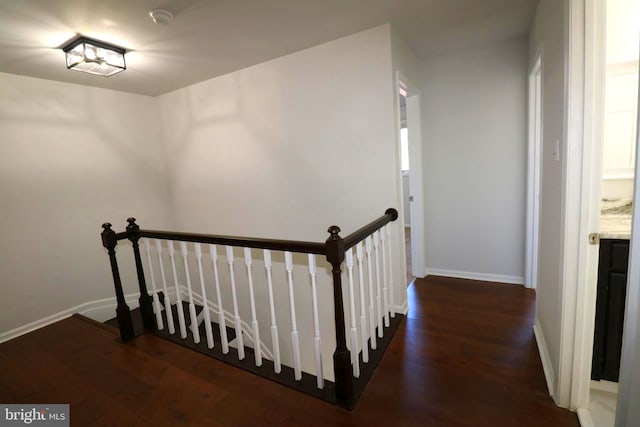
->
[591, 238, 629, 382]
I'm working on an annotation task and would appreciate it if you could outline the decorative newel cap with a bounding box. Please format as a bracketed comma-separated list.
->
[101, 222, 116, 249]
[385, 208, 399, 221]
[327, 225, 341, 240]
[126, 217, 139, 232]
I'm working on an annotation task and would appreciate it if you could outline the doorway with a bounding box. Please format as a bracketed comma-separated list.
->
[588, 0, 639, 424]
[571, 0, 640, 425]
[399, 92, 412, 283]
[396, 72, 425, 285]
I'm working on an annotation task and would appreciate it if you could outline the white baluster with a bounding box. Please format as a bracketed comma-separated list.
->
[209, 245, 229, 354]
[386, 225, 396, 318]
[168, 241, 187, 339]
[346, 248, 360, 378]
[356, 241, 369, 363]
[365, 236, 377, 350]
[285, 251, 302, 380]
[264, 250, 281, 373]
[373, 231, 383, 338]
[226, 246, 245, 360]
[308, 254, 324, 388]
[143, 238, 164, 330]
[181, 242, 200, 344]
[156, 240, 175, 334]
[195, 243, 214, 349]
[244, 248, 262, 367]
[380, 228, 390, 328]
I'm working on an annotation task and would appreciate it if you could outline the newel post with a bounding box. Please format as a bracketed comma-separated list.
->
[101, 223, 135, 342]
[126, 218, 156, 331]
[326, 225, 354, 409]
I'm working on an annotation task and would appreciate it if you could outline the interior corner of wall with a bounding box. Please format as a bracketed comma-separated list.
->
[533, 319, 558, 403]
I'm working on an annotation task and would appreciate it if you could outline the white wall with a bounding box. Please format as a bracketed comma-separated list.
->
[0, 73, 174, 334]
[529, 0, 568, 401]
[158, 25, 397, 242]
[420, 36, 529, 283]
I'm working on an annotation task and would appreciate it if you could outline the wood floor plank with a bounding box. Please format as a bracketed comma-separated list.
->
[0, 276, 579, 426]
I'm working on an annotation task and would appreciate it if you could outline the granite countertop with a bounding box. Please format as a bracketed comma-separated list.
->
[600, 198, 632, 239]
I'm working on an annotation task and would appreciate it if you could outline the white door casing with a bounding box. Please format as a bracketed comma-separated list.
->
[569, 0, 606, 412]
[526, 53, 543, 290]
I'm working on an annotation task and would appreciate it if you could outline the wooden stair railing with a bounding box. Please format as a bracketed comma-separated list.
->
[100, 208, 401, 409]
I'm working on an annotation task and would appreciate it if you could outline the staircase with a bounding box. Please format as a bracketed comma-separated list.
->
[100, 209, 403, 409]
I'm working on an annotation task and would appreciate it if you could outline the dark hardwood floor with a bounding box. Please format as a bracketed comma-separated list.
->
[0, 276, 579, 426]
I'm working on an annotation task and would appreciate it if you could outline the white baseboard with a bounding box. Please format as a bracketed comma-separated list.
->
[425, 268, 524, 285]
[0, 283, 274, 361]
[577, 407, 595, 427]
[0, 309, 77, 345]
[534, 320, 556, 399]
[393, 301, 408, 315]
[590, 379, 618, 394]
[0, 292, 145, 344]
[79, 294, 141, 322]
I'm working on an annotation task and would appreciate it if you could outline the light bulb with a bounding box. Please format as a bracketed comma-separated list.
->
[84, 45, 96, 60]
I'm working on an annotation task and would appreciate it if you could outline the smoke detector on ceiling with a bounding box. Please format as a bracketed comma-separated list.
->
[149, 9, 174, 25]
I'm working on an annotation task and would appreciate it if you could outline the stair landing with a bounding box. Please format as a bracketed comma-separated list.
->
[104, 302, 404, 408]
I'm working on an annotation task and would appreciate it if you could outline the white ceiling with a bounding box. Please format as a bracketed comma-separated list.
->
[0, 0, 538, 96]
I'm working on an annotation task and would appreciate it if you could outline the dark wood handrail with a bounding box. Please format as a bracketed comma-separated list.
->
[343, 208, 398, 249]
[114, 208, 398, 256]
[133, 230, 327, 255]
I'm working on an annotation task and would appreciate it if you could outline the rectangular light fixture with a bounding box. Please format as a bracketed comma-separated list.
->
[62, 36, 126, 77]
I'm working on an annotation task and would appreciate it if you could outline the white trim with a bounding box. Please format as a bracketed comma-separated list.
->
[525, 51, 543, 290]
[425, 268, 524, 285]
[534, 320, 556, 399]
[577, 408, 596, 427]
[557, 0, 587, 409]
[394, 302, 408, 316]
[568, 0, 606, 413]
[0, 292, 143, 344]
[603, 172, 635, 180]
[590, 380, 619, 394]
[0, 285, 275, 363]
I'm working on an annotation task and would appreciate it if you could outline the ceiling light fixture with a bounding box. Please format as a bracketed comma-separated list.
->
[62, 36, 126, 77]
[149, 9, 174, 25]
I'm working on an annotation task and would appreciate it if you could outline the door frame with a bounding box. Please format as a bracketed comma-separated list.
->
[395, 71, 426, 280]
[525, 52, 543, 290]
[565, 1, 640, 423]
[567, 0, 606, 413]
[551, 0, 603, 410]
